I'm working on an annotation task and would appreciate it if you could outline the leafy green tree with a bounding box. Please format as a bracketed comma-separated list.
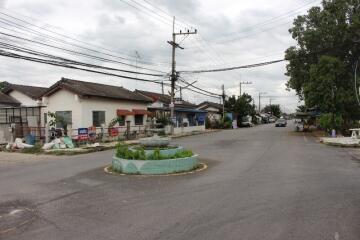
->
[225, 93, 256, 125]
[263, 104, 281, 118]
[285, 0, 360, 129]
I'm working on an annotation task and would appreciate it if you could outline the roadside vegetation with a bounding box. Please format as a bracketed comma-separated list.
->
[286, 0, 360, 134]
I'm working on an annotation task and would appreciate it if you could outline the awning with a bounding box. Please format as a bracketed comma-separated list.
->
[117, 109, 133, 116]
[132, 109, 150, 115]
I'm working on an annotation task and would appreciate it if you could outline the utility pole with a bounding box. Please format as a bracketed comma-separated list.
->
[180, 86, 182, 100]
[168, 16, 197, 134]
[269, 98, 276, 116]
[222, 84, 226, 119]
[161, 81, 164, 95]
[239, 81, 252, 97]
[258, 92, 267, 113]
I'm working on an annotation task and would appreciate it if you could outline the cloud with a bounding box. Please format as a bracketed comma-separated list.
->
[0, 0, 321, 112]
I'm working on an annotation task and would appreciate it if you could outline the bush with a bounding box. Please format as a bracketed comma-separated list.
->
[115, 142, 193, 160]
[319, 113, 343, 132]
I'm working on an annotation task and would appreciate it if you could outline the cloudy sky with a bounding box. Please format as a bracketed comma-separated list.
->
[0, 0, 322, 112]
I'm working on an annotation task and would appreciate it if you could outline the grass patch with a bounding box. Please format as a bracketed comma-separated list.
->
[20, 143, 44, 154]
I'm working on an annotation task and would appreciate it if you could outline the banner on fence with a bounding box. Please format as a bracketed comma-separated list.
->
[78, 128, 88, 140]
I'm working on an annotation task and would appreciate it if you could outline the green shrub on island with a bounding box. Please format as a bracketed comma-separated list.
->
[115, 143, 193, 160]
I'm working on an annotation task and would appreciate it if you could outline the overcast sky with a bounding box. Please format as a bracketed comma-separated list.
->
[0, 0, 322, 112]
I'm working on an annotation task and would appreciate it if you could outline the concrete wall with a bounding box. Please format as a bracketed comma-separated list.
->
[165, 125, 206, 135]
[9, 90, 38, 106]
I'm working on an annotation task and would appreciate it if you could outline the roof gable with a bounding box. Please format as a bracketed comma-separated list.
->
[3, 83, 47, 100]
[0, 92, 21, 106]
[42, 78, 152, 103]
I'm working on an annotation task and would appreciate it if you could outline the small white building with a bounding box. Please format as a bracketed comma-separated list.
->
[40, 78, 152, 138]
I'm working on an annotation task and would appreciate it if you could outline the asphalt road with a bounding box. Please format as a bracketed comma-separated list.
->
[1, 123, 360, 240]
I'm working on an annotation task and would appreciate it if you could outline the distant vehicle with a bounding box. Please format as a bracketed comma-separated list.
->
[275, 119, 287, 127]
[269, 117, 276, 123]
[241, 121, 253, 127]
[241, 116, 254, 127]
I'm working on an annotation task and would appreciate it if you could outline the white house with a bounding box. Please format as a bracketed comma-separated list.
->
[40, 78, 152, 138]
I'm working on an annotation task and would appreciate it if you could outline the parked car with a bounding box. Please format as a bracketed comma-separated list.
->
[275, 119, 287, 127]
[241, 121, 254, 127]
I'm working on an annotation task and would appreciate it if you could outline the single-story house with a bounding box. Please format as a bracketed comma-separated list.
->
[197, 101, 223, 122]
[2, 83, 47, 106]
[135, 90, 207, 133]
[40, 78, 152, 139]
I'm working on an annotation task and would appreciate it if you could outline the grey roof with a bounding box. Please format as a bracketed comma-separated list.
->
[197, 101, 223, 111]
[3, 83, 48, 100]
[135, 89, 197, 108]
[0, 91, 20, 107]
[42, 78, 152, 103]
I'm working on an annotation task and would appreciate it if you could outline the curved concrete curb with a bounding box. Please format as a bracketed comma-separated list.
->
[104, 162, 207, 177]
[112, 155, 199, 175]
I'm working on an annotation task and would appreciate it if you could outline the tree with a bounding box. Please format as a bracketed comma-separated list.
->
[263, 104, 281, 118]
[225, 93, 256, 125]
[285, 0, 360, 129]
[0, 81, 9, 91]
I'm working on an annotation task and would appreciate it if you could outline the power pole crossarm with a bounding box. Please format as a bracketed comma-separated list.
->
[239, 81, 252, 97]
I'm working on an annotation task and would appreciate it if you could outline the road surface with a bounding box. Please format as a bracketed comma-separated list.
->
[1, 123, 360, 240]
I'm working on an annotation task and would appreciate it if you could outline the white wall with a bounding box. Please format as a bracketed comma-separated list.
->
[81, 97, 148, 127]
[9, 90, 38, 106]
[42, 89, 82, 129]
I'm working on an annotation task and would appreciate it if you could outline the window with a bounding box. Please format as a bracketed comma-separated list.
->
[134, 114, 143, 125]
[118, 116, 125, 126]
[55, 111, 72, 128]
[92, 111, 105, 127]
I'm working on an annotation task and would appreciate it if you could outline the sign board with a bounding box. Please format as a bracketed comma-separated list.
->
[78, 128, 88, 140]
[88, 126, 97, 140]
[109, 128, 119, 137]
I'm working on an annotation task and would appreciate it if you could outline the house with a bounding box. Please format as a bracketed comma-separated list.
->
[40, 78, 152, 139]
[135, 90, 207, 134]
[197, 101, 223, 123]
[2, 83, 47, 106]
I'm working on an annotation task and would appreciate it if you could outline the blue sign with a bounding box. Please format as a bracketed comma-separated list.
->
[78, 128, 88, 140]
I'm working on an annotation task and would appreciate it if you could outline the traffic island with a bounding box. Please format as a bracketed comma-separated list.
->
[320, 137, 360, 148]
[109, 134, 201, 175]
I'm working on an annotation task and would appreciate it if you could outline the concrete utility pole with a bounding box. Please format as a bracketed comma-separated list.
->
[222, 84, 226, 119]
[239, 81, 252, 96]
[258, 92, 267, 113]
[168, 16, 197, 134]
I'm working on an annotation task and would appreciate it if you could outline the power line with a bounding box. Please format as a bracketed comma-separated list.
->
[180, 59, 285, 74]
[0, 48, 171, 85]
[0, 31, 168, 75]
[0, 10, 171, 67]
[0, 41, 170, 79]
